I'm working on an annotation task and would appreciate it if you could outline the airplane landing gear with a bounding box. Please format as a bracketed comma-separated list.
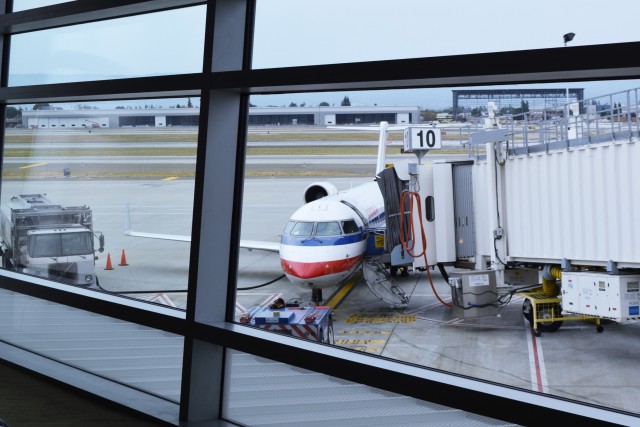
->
[312, 288, 323, 306]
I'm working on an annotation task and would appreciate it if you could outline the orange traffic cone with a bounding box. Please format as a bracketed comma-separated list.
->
[104, 253, 114, 270]
[118, 249, 129, 266]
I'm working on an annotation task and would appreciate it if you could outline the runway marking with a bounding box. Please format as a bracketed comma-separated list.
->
[258, 293, 282, 307]
[333, 324, 393, 355]
[144, 293, 177, 307]
[20, 162, 48, 169]
[525, 318, 549, 393]
[334, 339, 386, 345]
[336, 330, 391, 335]
[162, 176, 179, 181]
[236, 302, 248, 314]
[345, 314, 416, 324]
[404, 301, 448, 314]
[236, 292, 283, 314]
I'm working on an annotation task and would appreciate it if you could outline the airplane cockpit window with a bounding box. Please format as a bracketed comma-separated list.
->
[289, 221, 314, 237]
[341, 220, 359, 234]
[283, 220, 295, 235]
[315, 221, 341, 236]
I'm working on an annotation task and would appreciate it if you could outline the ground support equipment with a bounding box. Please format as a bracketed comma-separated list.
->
[517, 287, 602, 337]
[240, 305, 333, 343]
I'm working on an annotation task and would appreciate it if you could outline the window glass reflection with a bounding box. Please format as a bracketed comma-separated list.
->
[2, 98, 199, 309]
[342, 219, 359, 234]
[8, 6, 205, 85]
[0, 288, 183, 401]
[290, 221, 313, 236]
[224, 350, 510, 426]
[315, 221, 341, 236]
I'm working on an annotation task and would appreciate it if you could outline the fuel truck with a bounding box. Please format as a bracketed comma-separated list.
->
[0, 194, 104, 286]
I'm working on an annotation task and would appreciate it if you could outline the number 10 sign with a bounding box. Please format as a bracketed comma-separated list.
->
[403, 127, 442, 152]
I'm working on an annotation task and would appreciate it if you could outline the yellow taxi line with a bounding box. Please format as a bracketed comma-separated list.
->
[20, 162, 48, 169]
[325, 273, 360, 309]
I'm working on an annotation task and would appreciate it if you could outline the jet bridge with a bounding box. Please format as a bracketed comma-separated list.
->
[443, 87, 640, 332]
[372, 87, 640, 330]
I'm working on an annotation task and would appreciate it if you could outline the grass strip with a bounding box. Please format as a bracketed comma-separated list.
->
[3, 146, 469, 157]
[5, 130, 472, 143]
[1, 168, 374, 180]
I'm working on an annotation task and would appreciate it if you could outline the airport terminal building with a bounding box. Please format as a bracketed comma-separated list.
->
[20, 105, 421, 129]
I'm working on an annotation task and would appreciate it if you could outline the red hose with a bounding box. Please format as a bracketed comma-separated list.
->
[399, 190, 452, 307]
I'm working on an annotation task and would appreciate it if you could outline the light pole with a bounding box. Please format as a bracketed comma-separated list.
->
[563, 32, 575, 47]
[563, 33, 575, 137]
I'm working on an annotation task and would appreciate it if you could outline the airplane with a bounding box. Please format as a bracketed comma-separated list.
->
[125, 121, 410, 297]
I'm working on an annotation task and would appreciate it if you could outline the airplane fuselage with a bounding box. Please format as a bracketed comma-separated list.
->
[279, 180, 385, 288]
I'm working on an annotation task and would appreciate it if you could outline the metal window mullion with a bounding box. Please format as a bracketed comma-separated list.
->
[180, 0, 253, 423]
[0, 74, 202, 104]
[0, 0, 9, 203]
[208, 41, 640, 95]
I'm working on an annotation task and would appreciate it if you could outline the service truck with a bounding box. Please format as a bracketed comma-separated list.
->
[0, 194, 104, 286]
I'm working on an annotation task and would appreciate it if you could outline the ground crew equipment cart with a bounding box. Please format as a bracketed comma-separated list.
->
[240, 303, 333, 344]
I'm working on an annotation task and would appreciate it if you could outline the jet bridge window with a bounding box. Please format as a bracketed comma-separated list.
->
[315, 222, 342, 236]
[425, 196, 435, 222]
[289, 221, 314, 237]
[341, 220, 359, 234]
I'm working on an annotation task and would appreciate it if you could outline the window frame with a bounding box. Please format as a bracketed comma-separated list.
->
[0, 1, 637, 426]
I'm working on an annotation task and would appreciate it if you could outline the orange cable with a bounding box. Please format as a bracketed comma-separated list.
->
[399, 190, 452, 307]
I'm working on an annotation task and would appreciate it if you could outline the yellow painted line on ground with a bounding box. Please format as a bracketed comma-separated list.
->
[334, 339, 387, 345]
[345, 314, 416, 324]
[162, 176, 179, 181]
[20, 162, 48, 169]
[325, 273, 360, 309]
[336, 330, 392, 335]
[334, 345, 381, 354]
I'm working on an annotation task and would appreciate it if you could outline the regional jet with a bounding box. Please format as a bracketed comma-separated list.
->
[125, 122, 406, 293]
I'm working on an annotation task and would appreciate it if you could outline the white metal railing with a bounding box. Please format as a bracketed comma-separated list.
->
[466, 87, 640, 156]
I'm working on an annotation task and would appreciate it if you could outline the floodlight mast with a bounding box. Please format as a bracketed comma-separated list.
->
[563, 32, 575, 46]
[563, 33, 576, 136]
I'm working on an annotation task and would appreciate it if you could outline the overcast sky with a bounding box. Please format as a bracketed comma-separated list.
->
[253, 0, 640, 68]
[8, 1, 640, 109]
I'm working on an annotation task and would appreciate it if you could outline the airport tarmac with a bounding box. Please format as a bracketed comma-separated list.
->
[1, 176, 639, 419]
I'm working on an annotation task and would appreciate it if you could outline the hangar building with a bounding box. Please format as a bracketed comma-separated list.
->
[247, 105, 420, 126]
[20, 105, 421, 129]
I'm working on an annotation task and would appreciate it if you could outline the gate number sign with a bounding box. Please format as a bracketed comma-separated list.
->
[403, 127, 442, 151]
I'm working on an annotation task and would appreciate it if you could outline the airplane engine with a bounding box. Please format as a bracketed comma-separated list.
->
[303, 182, 338, 203]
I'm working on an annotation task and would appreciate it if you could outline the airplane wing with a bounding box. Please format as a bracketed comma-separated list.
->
[124, 204, 279, 252]
[124, 229, 191, 242]
[239, 240, 280, 253]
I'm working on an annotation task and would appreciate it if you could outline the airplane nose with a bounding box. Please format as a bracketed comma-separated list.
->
[282, 259, 330, 280]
